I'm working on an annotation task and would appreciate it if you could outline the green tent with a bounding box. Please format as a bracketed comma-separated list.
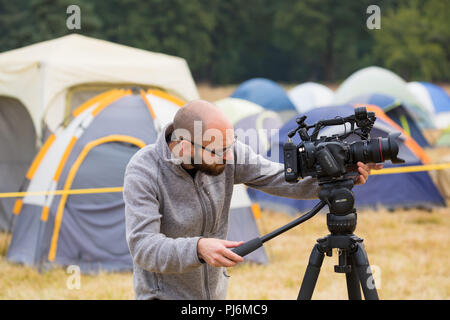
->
[215, 97, 283, 155]
[215, 97, 263, 123]
[436, 125, 450, 146]
[334, 66, 433, 129]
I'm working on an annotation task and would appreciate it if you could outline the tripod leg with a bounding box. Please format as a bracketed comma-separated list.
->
[353, 243, 379, 300]
[345, 255, 362, 300]
[298, 244, 325, 300]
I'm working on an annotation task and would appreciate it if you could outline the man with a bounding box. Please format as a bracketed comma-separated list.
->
[123, 100, 381, 300]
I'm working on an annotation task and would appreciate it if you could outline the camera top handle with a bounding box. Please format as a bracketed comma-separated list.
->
[287, 107, 376, 143]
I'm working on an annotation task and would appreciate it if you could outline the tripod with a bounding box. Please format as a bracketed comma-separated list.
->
[298, 178, 379, 300]
[232, 178, 379, 300]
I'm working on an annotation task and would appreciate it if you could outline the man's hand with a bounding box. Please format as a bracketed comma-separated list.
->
[197, 238, 244, 267]
[355, 162, 383, 185]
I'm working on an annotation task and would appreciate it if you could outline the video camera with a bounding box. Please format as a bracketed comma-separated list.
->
[283, 107, 405, 182]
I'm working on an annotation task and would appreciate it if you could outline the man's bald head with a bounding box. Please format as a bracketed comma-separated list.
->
[173, 99, 233, 140]
[169, 99, 235, 175]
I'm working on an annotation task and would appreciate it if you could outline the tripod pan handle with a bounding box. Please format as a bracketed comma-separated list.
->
[231, 237, 263, 257]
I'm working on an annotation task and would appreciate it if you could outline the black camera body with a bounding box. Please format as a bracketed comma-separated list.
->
[284, 107, 405, 182]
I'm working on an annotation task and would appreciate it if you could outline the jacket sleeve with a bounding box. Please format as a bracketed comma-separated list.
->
[234, 140, 320, 200]
[123, 161, 202, 274]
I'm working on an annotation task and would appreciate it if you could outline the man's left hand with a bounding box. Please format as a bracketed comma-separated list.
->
[355, 162, 383, 185]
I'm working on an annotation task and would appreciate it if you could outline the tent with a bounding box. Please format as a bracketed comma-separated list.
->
[347, 93, 430, 147]
[288, 82, 335, 114]
[407, 82, 450, 129]
[436, 125, 450, 147]
[215, 97, 283, 155]
[247, 104, 445, 215]
[0, 34, 199, 231]
[231, 78, 297, 122]
[215, 97, 263, 124]
[334, 66, 434, 130]
[7, 89, 267, 272]
[0, 34, 199, 136]
[0, 97, 37, 231]
[227, 184, 267, 264]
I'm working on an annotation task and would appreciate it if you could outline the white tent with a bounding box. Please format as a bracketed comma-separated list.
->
[288, 82, 334, 113]
[0, 34, 199, 137]
[0, 34, 198, 231]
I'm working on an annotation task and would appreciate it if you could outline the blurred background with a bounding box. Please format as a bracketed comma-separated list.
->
[1, 0, 448, 84]
[0, 0, 449, 299]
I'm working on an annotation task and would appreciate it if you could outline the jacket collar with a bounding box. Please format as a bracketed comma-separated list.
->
[155, 123, 195, 179]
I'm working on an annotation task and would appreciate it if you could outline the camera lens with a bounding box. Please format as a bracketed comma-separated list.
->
[350, 133, 405, 164]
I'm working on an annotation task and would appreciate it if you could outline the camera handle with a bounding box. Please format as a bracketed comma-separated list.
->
[231, 201, 326, 257]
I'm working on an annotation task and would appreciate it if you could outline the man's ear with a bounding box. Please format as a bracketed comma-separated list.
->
[180, 140, 192, 155]
[179, 140, 195, 164]
[170, 141, 183, 158]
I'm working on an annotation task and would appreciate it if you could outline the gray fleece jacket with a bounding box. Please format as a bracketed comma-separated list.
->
[123, 123, 320, 300]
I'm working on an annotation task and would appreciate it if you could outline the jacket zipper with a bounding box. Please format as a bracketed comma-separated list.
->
[195, 181, 211, 300]
[204, 189, 217, 234]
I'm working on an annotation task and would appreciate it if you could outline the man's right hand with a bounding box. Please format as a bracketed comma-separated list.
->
[197, 238, 244, 267]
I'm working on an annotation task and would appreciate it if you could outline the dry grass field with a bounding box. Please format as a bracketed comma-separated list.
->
[228, 207, 450, 300]
[0, 83, 449, 300]
[1, 206, 449, 300]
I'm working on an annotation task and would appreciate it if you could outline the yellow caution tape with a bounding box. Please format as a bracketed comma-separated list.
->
[371, 163, 450, 175]
[0, 163, 449, 199]
[0, 187, 123, 198]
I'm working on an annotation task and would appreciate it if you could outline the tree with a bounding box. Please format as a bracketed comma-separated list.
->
[272, 0, 382, 82]
[0, 0, 102, 51]
[91, 0, 216, 80]
[373, 0, 449, 81]
[1, 0, 447, 84]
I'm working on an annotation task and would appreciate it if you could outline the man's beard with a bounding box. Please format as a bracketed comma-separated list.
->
[192, 161, 226, 176]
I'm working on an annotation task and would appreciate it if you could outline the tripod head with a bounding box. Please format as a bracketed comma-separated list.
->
[318, 178, 357, 235]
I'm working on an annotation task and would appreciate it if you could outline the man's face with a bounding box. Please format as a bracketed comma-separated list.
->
[189, 127, 235, 176]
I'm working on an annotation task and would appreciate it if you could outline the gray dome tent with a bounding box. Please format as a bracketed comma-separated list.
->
[7, 89, 268, 272]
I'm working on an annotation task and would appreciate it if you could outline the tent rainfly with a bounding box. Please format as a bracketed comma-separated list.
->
[7, 89, 267, 272]
[334, 66, 434, 130]
[407, 82, 450, 129]
[231, 78, 297, 123]
[288, 82, 335, 114]
[215, 97, 283, 156]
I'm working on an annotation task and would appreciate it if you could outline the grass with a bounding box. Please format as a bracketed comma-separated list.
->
[0, 206, 449, 300]
[227, 207, 450, 300]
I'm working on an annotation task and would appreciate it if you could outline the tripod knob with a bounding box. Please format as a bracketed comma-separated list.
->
[334, 265, 352, 273]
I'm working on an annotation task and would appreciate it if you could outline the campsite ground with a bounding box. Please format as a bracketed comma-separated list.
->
[0, 207, 449, 299]
[0, 84, 449, 300]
